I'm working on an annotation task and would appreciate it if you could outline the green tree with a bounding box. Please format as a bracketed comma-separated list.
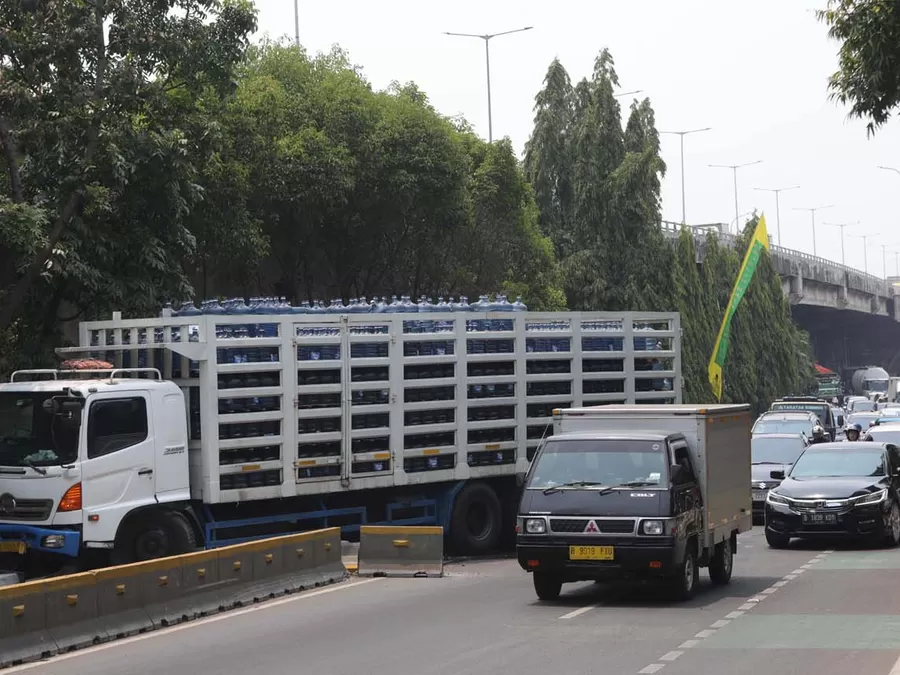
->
[818, 0, 900, 134]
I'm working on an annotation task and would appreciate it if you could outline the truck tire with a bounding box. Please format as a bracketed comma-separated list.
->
[449, 483, 502, 555]
[764, 529, 790, 549]
[670, 547, 699, 601]
[708, 539, 733, 585]
[116, 511, 197, 564]
[532, 572, 562, 601]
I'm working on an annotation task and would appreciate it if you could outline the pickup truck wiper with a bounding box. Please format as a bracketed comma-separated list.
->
[23, 459, 47, 475]
[542, 481, 604, 495]
[598, 481, 658, 495]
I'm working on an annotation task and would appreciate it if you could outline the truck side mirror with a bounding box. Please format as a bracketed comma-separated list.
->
[770, 469, 786, 480]
[670, 463, 684, 483]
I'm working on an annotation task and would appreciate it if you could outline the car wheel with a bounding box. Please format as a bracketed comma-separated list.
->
[765, 529, 791, 549]
[885, 500, 900, 547]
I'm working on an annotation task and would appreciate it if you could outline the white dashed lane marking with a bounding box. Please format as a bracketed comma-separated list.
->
[558, 604, 598, 620]
[632, 549, 832, 673]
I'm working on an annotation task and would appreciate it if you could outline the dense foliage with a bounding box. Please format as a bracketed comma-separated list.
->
[0, 1, 812, 409]
[523, 53, 815, 411]
[819, 0, 900, 135]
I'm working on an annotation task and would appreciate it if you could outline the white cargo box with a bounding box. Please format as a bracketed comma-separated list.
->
[62, 311, 683, 504]
[553, 404, 752, 540]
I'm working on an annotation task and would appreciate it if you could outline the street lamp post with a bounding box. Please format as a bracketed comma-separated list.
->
[793, 205, 834, 257]
[753, 185, 799, 247]
[615, 90, 644, 99]
[444, 27, 534, 143]
[293, 0, 300, 48]
[709, 160, 763, 233]
[822, 221, 859, 266]
[849, 233, 879, 274]
[661, 128, 712, 225]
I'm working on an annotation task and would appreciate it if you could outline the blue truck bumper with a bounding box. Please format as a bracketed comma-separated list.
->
[0, 523, 81, 557]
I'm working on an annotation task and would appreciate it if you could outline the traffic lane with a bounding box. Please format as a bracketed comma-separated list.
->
[11, 528, 823, 675]
[632, 542, 900, 675]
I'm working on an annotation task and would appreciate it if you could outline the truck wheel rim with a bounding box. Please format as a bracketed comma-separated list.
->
[684, 555, 694, 591]
[723, 541, 732, 575]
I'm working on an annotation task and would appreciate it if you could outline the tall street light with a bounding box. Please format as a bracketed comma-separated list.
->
[849, 232, 878, 274]
[661, 127, 712, 225]
[878, 165, 900, 178]
[709, 160, 763, 233]
[793, 205, 834, 257]
[753, 185, 799, 247]
[822, 221, 859, 266]
[615, 90, 644, 98]
[444, 27, 534, 143]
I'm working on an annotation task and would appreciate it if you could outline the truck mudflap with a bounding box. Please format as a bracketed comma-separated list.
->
[517, 537, 679, 580]
[0, 523, 81, 557]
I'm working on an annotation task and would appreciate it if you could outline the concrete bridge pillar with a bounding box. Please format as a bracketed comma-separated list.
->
[789, 263, 803, 303]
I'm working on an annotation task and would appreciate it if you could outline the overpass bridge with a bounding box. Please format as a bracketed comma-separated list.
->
[660, 221, 900, 373]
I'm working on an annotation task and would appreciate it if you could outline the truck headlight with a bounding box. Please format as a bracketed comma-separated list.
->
[854, 489, 888, 506]
[641, 520, 664, 535]
[40, 534, 66, 549]
[524, 518, 547, 534]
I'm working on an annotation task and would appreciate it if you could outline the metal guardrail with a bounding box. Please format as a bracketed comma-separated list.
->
[660, 222, 891, 294]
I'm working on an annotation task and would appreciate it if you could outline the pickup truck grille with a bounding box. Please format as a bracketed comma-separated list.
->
[549, 518, 636, 534]
[0, 498, 53, 521]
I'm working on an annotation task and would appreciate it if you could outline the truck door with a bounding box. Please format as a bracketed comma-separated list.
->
[80, 393, 156, 544]
[670, 442, 702, 539]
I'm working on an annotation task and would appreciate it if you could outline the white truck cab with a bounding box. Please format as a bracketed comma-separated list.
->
[0, 368, 193, 573]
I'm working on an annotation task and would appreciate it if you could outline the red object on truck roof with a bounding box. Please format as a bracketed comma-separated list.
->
[814, 363, 836, 376]
[61, 359, 115, 370]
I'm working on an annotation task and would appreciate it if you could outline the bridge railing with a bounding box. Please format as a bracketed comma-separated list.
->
[660, 221, 889, 293]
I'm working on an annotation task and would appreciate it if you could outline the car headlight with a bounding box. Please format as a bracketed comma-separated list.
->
[766, 491, 789, 506]
[854, 489, 888, 506]
[524, 518, 547, 534]
[641, 520, 664, 535]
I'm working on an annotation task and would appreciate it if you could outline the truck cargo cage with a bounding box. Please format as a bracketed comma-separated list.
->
[66, 310, 682, 505]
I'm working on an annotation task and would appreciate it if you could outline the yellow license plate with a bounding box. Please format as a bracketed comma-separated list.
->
[569, 545, 614, 561]
[0, 541, 26, 555]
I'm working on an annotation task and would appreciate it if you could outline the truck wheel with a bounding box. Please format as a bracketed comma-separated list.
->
[765, 529, 791, 549]
[117, 511, 197, 564]
[670, 548, 699, 601]
[708, 539, 733, 585]
[532, 572, 562, 601]
[449, 483, 502, 555]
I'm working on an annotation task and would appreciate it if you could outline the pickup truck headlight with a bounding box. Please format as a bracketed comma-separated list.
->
[766, 491, 789, 506]
[641, 520, 664, 535]
[524, 518, 547, 534]
[854, 489, 888, 506]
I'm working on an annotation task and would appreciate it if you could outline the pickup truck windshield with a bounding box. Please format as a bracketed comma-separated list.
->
[527, 439, 668, 490]
[0, 392, 79, 468]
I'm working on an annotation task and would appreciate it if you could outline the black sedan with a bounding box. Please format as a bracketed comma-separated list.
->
[764, 441, 900, 548]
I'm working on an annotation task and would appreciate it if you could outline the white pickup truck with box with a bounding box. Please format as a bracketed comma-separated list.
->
[516, 404, 752, 601]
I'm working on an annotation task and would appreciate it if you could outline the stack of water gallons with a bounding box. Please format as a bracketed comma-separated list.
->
[163, 293, 528, 317]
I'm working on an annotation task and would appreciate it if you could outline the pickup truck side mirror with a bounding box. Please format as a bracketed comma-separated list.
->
[770, 469, 786, 480]
[670, 463, 685, 483]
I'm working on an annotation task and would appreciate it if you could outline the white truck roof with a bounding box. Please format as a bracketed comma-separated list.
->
[2, 369, 181, 397]
[554, 403, 750, 417]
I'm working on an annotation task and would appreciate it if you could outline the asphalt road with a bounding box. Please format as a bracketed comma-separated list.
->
[9, 528, 900, 675]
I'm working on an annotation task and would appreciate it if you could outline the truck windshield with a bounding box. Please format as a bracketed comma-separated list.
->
[751, 436, 806, 465]
[527, 439, 668, 490]
[771, 403, 829, 423]
[0, 392, 79, 468]
[866, 380, 889, 393]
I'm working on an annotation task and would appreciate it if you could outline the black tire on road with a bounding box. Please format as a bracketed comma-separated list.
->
[533, 572, 563, 601]
[884, 500, 900, 547]
[670, 547, 699, 601]
[708, 538, 733, 585]
[116, 510, 197, 564]
[449, 483, 503, 555]
[765, 529, 791, 549]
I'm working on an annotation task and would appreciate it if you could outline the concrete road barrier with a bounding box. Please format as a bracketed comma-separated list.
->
[357, 526, 443, 578]
[0, 527, 346, 669]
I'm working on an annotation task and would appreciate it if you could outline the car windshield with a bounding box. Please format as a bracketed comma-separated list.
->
[0, 392, 79, 468]
[771, 403, 829, 422]
[527, 439, 668, 489]
[851, 400, 876, 413]
[848, 412, 880, 428]
[751, 436, 806, 465]
[790, 449, 886, 478]
[864, 427, 900, 444]
[753, 418, 812, 435]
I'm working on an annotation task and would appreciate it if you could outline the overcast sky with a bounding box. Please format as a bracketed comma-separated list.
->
[253, 0, 900, 277]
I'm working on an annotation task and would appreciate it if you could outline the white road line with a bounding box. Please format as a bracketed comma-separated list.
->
[678, 639, 700, 649]
[638, 665, 665, 674]
[659, 651, 683, 661]
[783, 574, 797, 580]
[558, 604, 598, 620]
[694, 629, 716, 638]
[710, 619, 730, 628]
[889, 652, 900, 675]
[825, 549, 835, 553]
[773, 580, 789, 587]
[2, 578, 384, 672]
[725, 611, 745, 619]
[792, 568, 806, 574]
[762, 587, 778, 594]
[738, 603, 756, 610]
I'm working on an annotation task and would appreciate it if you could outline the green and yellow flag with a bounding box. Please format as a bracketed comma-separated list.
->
[708, 215, 771, 401]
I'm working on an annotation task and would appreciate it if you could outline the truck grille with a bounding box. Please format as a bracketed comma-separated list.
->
[549, 518, 636, 534]
[0, 498, 53, 521]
